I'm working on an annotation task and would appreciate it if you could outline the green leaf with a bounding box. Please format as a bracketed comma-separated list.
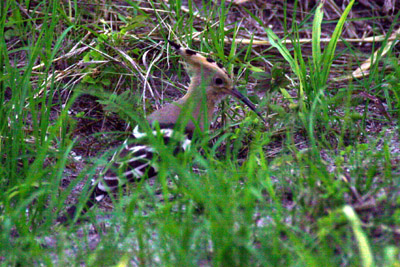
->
[120, 15, 149, 34]
[82, 75, 96, 84]
[101, 78, 111, 86]
[264, 28, 296, 75]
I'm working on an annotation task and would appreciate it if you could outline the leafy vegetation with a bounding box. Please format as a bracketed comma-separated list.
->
[1, 0, 399, 266]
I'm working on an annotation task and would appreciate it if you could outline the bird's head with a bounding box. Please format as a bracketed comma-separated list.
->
[168, 40, 265, 123]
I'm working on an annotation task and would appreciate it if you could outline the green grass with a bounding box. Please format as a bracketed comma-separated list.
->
[1, 0, 400, 266]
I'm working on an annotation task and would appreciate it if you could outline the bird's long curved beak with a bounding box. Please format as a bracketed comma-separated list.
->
[229, 88, 266, 123]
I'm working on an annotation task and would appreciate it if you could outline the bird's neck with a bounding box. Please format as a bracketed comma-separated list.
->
[176, 84, 217, 130]
[147, 83, 219, 134]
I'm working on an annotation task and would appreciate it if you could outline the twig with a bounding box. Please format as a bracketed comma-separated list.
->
[204, 33, 400, 46]
[335, 27, 400, 81]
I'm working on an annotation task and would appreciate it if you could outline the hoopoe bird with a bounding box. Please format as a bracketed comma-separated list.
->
[60, 40, 265, 222]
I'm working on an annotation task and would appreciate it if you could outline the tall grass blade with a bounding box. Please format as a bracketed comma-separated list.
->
[321, 0, 355, 85]
[312, 1, 324, 78]
[343, 206, 374, 267]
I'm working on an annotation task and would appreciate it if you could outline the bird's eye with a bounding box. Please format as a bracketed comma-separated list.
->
[215, 77, 224, 85]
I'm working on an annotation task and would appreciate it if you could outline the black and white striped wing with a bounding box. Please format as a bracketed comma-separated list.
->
[90, 126, 191, 203]
[91, 142, 156, 202]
